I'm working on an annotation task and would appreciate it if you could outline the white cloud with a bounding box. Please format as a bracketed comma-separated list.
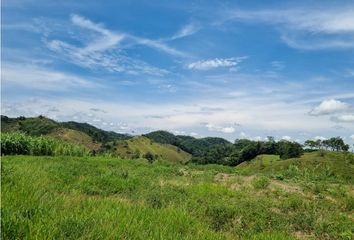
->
[130, 36, 186, 57]
[228, 8, 354, 49]
[281, 135, 292, 141]
[230, 9, 354, 33]
[309, 99, 352, 116]
[2, 63, 98, 91]
[350, 134, 354, 140]
[331, 114, 354, 123]
[187, 57, 246, 70]
[171, 23, 200, 40]
[205, 123, 235, 134]
[314, 136, 327, 141]
[221, 127, 235, 133]
[44, 14, 187, 75]
[281, 35, 354, 50]
[253, 136, 263, 141]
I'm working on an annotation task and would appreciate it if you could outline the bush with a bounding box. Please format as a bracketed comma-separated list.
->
[143, 152, 156, 163]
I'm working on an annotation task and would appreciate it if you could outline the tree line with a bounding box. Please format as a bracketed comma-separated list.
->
[304, 137, 350, 152]
[192, 136, 351, 166]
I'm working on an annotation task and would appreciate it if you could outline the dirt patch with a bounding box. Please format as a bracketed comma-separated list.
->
[270, 180, 304, 195]
[294, 231, 315, 240]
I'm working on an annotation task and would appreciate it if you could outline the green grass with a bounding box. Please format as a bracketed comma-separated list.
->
[2, 154, 353, 239]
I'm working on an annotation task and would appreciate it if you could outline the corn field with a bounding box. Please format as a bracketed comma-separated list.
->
[1, 132, 90, 157]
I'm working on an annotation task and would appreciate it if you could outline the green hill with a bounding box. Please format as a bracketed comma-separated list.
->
[236, 151, 354, 182]
[111, 136, 191, 163]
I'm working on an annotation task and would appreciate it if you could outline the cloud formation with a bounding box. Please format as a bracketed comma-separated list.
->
[3, 63, 98, 91]
[171, 23, 200, 40]
[228, 8, 354, 49]
[187, 57, 246, 70]
[331, 114, 354, 123]
[309, 99, 352, 116]
[44, 14, 189, 76]
[205, 123, 236, 133]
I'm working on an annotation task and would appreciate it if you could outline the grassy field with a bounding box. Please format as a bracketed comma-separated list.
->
[2, 152, 354, 239]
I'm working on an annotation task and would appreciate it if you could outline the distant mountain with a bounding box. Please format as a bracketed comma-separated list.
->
[1, 115, 229, 161]
[61, 121, 131, 143]
[144, 130, 231, 156]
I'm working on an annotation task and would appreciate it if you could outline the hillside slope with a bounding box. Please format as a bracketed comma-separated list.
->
[112, 136, 192, 163]
[48, 128, 101, 151]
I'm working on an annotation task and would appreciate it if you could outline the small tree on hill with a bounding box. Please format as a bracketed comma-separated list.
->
[144, 152, 155, 164]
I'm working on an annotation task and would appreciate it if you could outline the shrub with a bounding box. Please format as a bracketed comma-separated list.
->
[143, 152, 156, 163]
[252, 176, 270, 189]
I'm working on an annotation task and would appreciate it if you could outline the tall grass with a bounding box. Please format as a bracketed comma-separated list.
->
[1, 132, 90, 157]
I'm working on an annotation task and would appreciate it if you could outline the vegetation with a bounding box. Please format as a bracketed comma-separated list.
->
[1, 132, 90, 157]
[2, 153, 353, 239]
[305, 137, 350, 152]
[192, 138, 303, 166]
[144, 130, 230, 156]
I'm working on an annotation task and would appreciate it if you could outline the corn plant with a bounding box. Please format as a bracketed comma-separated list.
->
[1, 132, 90, 157]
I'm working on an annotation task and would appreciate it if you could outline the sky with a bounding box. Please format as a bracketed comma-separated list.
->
[2, 0, 354, 144]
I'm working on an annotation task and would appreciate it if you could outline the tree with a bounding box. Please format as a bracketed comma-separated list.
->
[144, 152, 155, 163]
[277, 140, 303, 159]
[304, 139, 323, 150]
[304, 140, 317, 150]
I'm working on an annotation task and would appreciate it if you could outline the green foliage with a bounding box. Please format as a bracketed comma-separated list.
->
[276, 140, 303, 159]
[193, 138, 303, 166]
[1, 132, 90, 157]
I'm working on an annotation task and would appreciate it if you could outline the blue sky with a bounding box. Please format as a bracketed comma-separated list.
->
[2, 0, 354, 144]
